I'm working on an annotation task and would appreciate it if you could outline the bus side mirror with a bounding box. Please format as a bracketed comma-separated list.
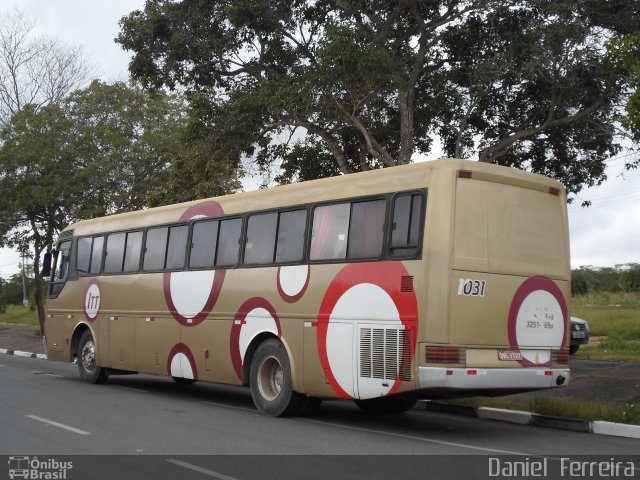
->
[42, 252, 52, 278]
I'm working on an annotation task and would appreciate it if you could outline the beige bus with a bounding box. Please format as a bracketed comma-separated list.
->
[44, 159, 571, 416]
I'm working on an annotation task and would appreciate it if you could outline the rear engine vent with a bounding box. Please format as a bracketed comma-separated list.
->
[359, 327, 412, 382]
[400, 276, 414, 292]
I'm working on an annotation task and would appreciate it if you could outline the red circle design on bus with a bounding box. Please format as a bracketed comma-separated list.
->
[317, 262, 417, 399]
[507, 276, 568, 367]
[167, 343, 198, 380]
[277, 265, 310, 303]
[230, 298, 282, 381]
[163, 200, 226, 327]
[83, 279, 101, 322]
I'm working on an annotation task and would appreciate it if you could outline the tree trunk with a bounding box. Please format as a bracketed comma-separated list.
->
[31, 247, 46, 337]
[397, 89, 414, 165]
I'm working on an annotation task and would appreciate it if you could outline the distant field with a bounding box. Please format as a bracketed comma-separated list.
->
[572, 292, 640, 361]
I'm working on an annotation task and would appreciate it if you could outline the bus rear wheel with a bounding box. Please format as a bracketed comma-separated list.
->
[355, 394, 417, 414]
[77, 330, 109, 384]
[250, 339, 303, 417]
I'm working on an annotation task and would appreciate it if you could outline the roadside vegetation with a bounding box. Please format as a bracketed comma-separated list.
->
[571, 264, 640, 361]
[0, 305, 38, 326]
[573, 292, 640, 361]
[453, 397, 640, 426]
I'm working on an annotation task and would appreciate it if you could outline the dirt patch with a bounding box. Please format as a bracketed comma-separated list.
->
[508, 358, 640, 407]
[0, 323, 46, 354]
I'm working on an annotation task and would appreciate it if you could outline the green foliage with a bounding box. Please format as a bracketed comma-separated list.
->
[608, 34, 640, 143]
[0, 80, 191, 332]
[117, 0, 640, 194]
[571, 264, 640, 295]
[0, 273, 34, 310]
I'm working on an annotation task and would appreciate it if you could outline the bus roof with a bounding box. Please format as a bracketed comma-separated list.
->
[64, 158, 565, 236]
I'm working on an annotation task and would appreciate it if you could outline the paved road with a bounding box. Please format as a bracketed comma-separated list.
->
[1, 354, 638, 480]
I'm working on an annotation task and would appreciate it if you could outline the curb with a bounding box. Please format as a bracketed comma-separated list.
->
[421, 400, 640, 440]
[0, 348, 47, 360]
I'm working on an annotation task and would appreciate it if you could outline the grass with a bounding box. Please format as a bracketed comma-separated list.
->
[0, 305, 39, 325]
[453, 397, 640, 426]
[572, 292, 640, 361]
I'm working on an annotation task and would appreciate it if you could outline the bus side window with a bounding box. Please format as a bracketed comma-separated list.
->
[143, 227, 168, 271]
[104, 232, 126, 273]
[245, 212, 278, 265]
[310, 203, 350, 261]
[77, 237, 92, 274]
[390, 192, 423, 258]
[90, 236, 104, 274]
[216, 218, 242, 267]
[77, 236, 105, 275]
[123, 231, 143, 272]
[166, 225, 189, 270]
[275, 209, 306, 263]
[347, 199, 386, 259]
[190, 220, 219, 269]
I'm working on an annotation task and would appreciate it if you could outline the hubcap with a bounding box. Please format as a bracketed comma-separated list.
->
[80, 340, 96, 373]
[257, 355, 283, 402]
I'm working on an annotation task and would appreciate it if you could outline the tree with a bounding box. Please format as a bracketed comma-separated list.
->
[0, 81, 187, 334]
[0, 9, 92, 128]
[116, 0, 640, 195]
[608, 33, 640, 148]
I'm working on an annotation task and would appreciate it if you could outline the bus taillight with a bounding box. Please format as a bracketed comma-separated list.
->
[426, 346, 465, 364]
[551, 349, 570, 364]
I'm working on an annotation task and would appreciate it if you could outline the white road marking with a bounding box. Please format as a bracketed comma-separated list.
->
[301, 418, 531, 455]
[26, 415, 90, 435]
[201, 401, 256, 413]
[166, 459, 241, 480]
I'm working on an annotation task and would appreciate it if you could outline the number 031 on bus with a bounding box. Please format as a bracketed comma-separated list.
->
[43, 159, 571, 416]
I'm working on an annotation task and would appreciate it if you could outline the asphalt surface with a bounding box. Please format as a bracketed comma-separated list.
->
[1, 354, 639, 480]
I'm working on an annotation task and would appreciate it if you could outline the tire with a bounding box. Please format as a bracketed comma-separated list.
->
[355, 394, 417, 414]
[249, 339, 304, 417]
[77, 330, 109, 384]
[569, 344, 579, 355]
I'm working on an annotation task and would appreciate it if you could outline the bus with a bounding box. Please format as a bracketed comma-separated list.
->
[44, 159, 571, 416]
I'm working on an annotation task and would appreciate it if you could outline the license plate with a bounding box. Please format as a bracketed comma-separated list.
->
[498, 350, 523, 361]
[572, 331, 586, 339]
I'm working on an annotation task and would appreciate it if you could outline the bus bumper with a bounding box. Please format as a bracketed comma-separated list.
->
[418, 366, 570, 391]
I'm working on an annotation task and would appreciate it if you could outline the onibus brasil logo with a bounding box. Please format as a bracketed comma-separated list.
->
[8, 456, 72, 480]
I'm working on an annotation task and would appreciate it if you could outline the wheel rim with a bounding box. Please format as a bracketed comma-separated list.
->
[257, 355, 283, 402]
[80, 340, 97, 374]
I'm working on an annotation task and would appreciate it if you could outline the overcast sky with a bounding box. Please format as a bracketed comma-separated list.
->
[0, 1, 638, 278]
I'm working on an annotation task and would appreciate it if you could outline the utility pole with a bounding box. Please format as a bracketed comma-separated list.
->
[21, 253, 29, 308]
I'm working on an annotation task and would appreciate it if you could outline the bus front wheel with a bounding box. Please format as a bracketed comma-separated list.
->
[249, 339, 303, 417]
[77, 330, 109, 384]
